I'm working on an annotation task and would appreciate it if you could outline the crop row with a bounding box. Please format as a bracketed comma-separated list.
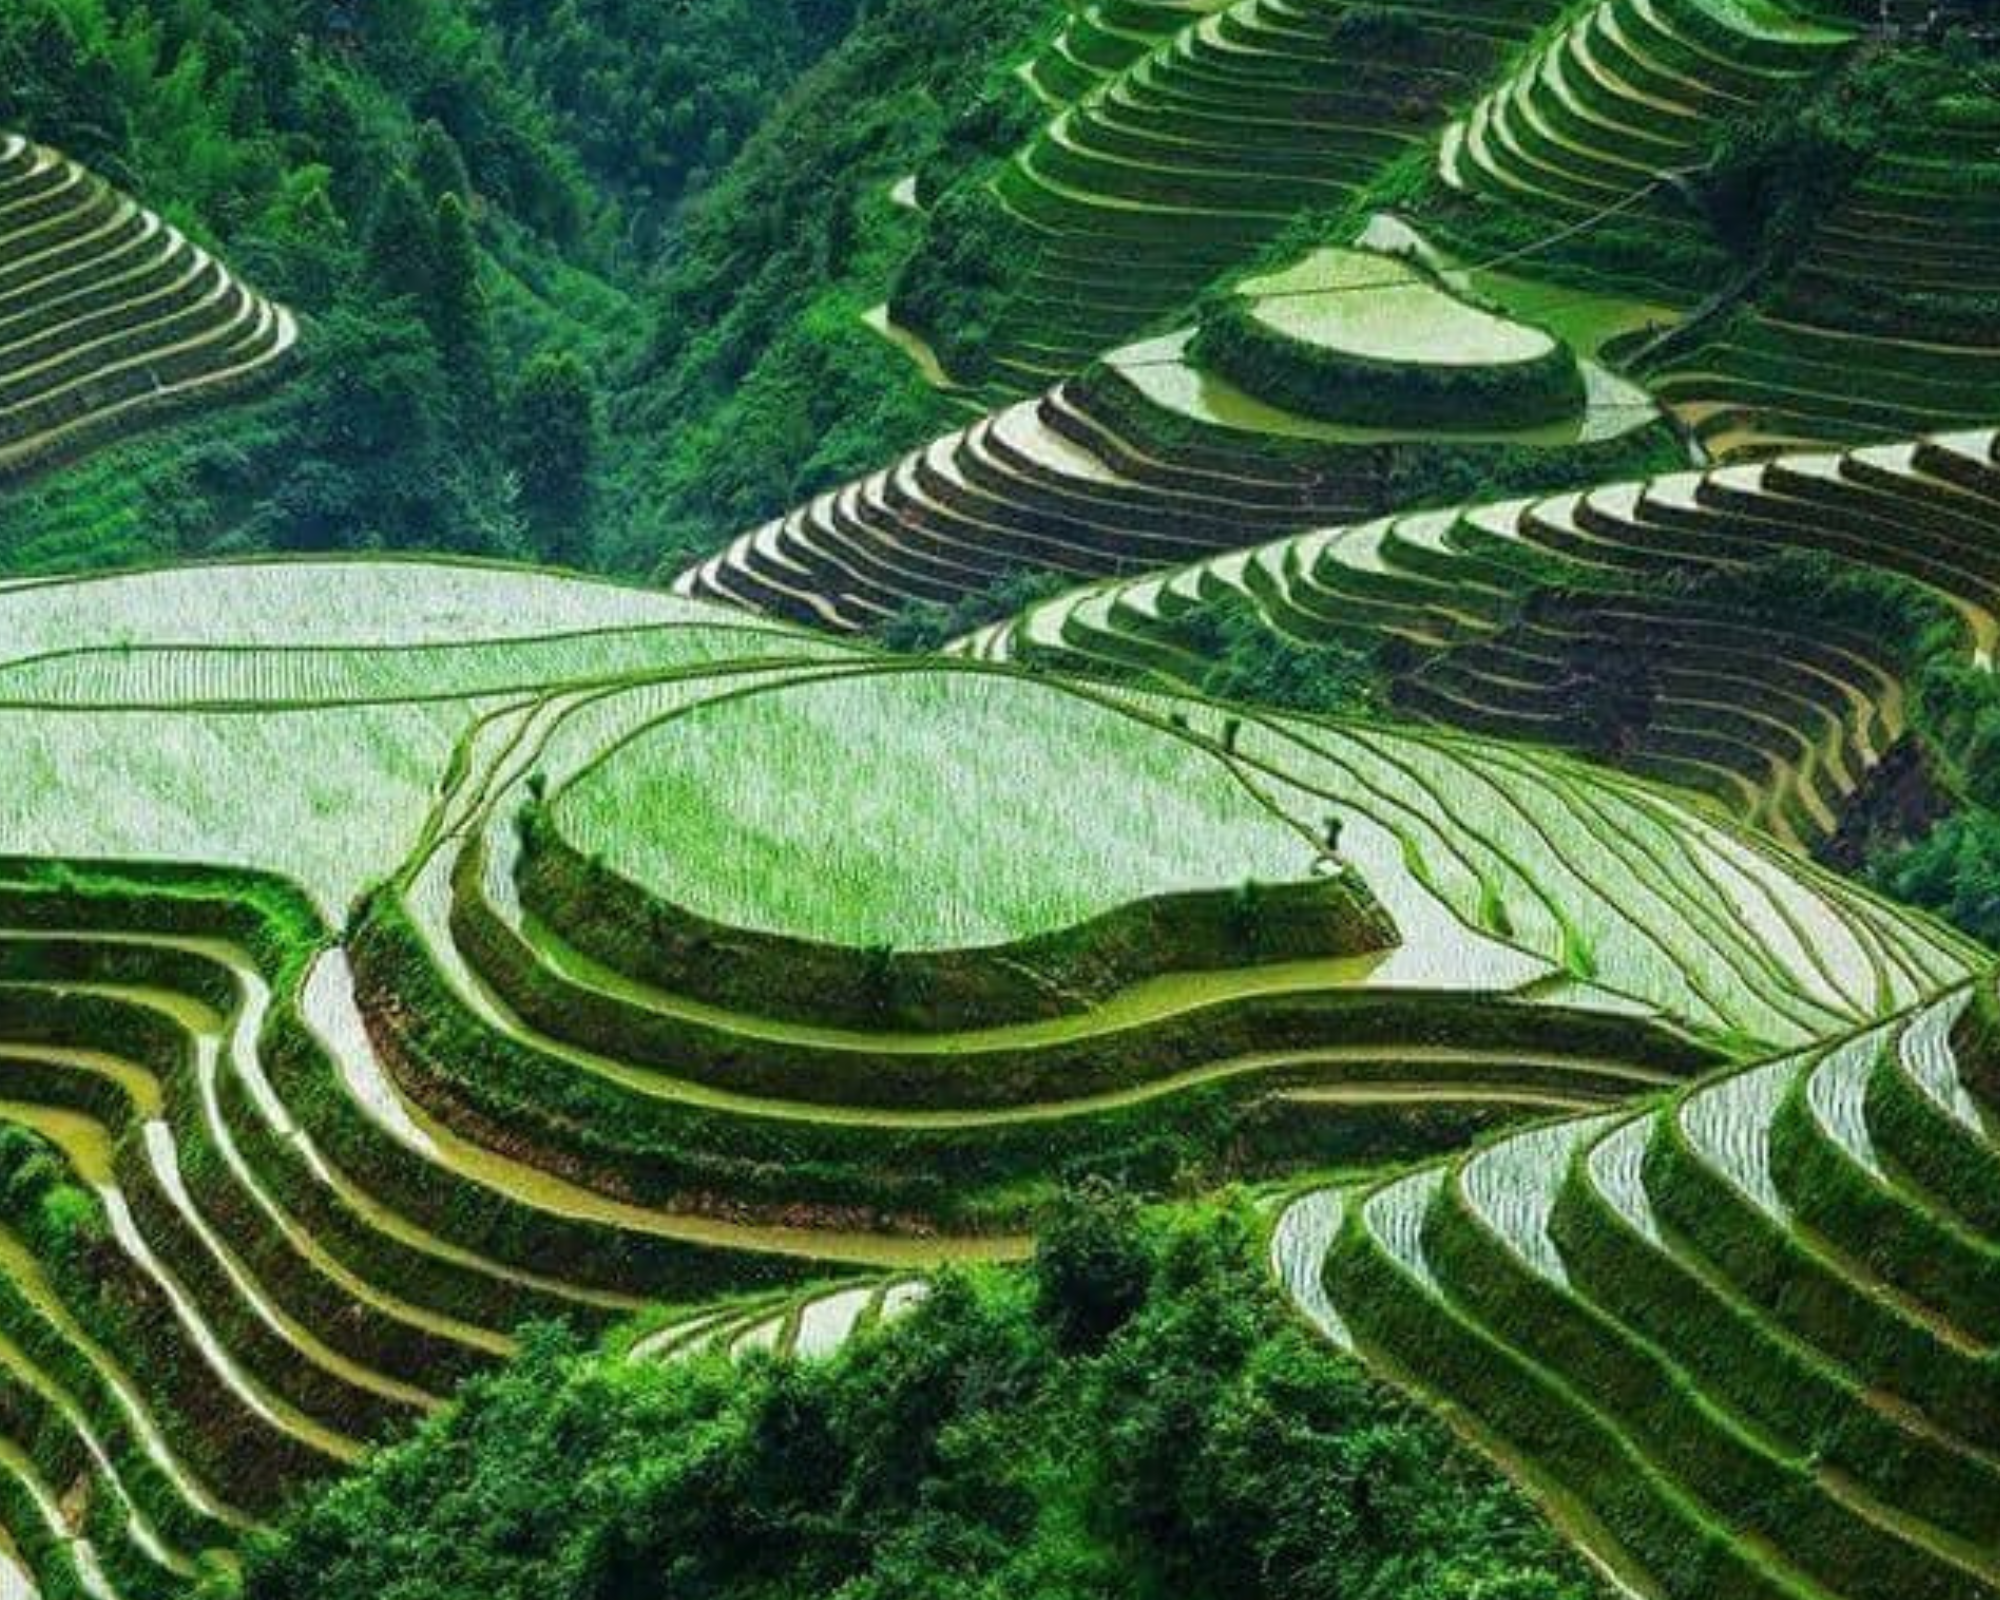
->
[1285, 973, 2000, 1600]
[970, 426, 2000, 843]
[0, 135, 295, 483]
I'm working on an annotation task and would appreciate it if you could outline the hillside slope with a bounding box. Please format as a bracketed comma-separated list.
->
[647, 5, 2000, 1597]
[0, 553, 1982, 1595]
[0, 0, 1059, 580]
[5, 2, 2000, 1597]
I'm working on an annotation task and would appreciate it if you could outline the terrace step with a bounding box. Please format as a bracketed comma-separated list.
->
[1293, 981, 2000, 1599]
[895, 0, 1547, 386]
[0, 136, 295, 482]
[956, 422, 2000, 842]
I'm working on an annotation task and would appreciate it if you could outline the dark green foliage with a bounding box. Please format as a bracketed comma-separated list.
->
[1867, 814, 2000, 946]
[242, 1204, 1604, 1600]
[0, 1124, 103, 1271]
[0, 0, 578, 564]
[361, 176, 486, 380]
[1181, 596, 1380, 716]
[431, 192, 485, 356]
[367, 173, 445, 306]
[1397, 178, 1732, 306]
[875, 567, 1075, 652]
[1677, 548, 1962, 657]
[1034, 1181, 1150, 1352]
[887, 185, 1043, 384]
[251, 306, 513, 555]
[0, 0, 891, 574]
[1919, 660, 2000, 812]
[0, 7, 129, 175]
[412, 119, 472, 206]
[1700, 75, 1882, 264]
[483, 0, 862, 248]
[616, 0, 1061, 573]
[913, 81, 1046, 209]
[250, 165, 354, 312]
[1379, 429, 1685, 512]
[508, 350, 600, 560]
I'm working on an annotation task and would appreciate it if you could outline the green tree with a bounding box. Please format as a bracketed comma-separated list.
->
[1034, 1180, 1151, 1354]
[0, 3, 131, 169]
[254, 164, 354, 310]
[1869, 810, 2000, 947]
[431, 190, 485, 354]
[364, 170, 439, 306]
[874, 566, 1072, 653]
[413, 117, 472, 204]
[1192, 596, 1376, 715]
[876, 598, 958, 653]
[241, 1204, 1602, 1600]
[507, 351, 598, 561]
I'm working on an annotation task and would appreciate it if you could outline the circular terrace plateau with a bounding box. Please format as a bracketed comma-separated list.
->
[1192, 247, 1586, 431]
[537, 665, 1395, 1028]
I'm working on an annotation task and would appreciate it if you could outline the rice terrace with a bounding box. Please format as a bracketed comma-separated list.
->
[3, 0, 2000, 1597]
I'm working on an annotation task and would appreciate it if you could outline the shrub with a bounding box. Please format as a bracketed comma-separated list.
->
[1034, 1181, 1152, 1353]
[243, 1203, 1603, 1600]
[873, 566, 1074, 652]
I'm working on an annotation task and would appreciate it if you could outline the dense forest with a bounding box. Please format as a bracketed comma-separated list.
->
[0, 0, 1038, 574]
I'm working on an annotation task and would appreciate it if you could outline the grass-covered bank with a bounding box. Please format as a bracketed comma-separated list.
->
[241, 1193, 1606, 1600]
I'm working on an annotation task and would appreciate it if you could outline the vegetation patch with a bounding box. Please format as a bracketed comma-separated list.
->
[1192, 248, 1585, 431]
[242, 1198, 1610, 1600]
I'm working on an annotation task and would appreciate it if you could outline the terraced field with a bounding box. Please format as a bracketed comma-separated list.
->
[1413, 28, 2000, 454]
[0, 135, 296, 483]
[671, 364, 1399, 628]
[1438, 0, 1850, 252]
[773, 0, 2000, 631]
[963, 425, 2000, 847]
[895, 0, 1558, 388]
[1278, 979, 2000, 1600]
[893, 0, 1989, 447]
[784, 10, 2000, 1586]
[12, 0, 2000, 1590]
[2, 553, 1980, 1594]
[1645, 114, 2000, 453]
[685, 238, 1661, 627]
[1021, 0, 1233, 104]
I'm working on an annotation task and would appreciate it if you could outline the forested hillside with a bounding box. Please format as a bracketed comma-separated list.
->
[244, 1200, 1605, 1600]
[0, 0, 1021, 574]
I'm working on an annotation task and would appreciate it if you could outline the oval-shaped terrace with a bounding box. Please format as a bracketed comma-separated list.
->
[540, 663, 1378, 1002]
[1189, 245, 1586, 430]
